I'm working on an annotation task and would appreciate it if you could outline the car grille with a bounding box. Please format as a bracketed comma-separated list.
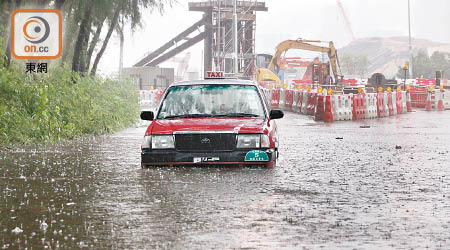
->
[175, 133, 236, 151]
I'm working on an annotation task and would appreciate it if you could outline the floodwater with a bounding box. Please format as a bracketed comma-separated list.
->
[1, 110, 450, 249]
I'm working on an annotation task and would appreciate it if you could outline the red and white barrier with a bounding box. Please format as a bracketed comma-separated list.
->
[383, 92, 389, 117]
[401, 91, 407, 114]
[365, 93, 377, 119]
[314, 94, 325, 121]
[435, 89, 445, 111]
[406, 90, 413, 112]
[271, 89, 280, 109]
[284, 89, 294, 110]
[306, 93, 318, 116]
[139, 90, 160, 109]
[395, 91, 402, 114]
[301, 91, 309, 114]
[425, 90, 433, 111]
[352, 94, 365, 120]
[376, 92, 385, 118]
[391, 92, 397, 116]
[279, 89, 286, 108]
[292, 90, 299, 112]
[323, 95, 334, 122]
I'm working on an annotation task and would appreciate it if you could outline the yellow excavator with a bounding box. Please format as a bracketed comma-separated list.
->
[256, 39, 342, 85]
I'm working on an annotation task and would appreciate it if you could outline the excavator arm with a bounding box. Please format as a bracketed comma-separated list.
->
[267, 39, 341, 84]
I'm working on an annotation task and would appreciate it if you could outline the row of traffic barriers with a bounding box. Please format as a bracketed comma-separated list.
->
[139, 90, 164, 109]
[263, 88, 446, 122]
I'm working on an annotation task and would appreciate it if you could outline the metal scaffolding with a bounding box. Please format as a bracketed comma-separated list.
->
[189, 0, 267, 78]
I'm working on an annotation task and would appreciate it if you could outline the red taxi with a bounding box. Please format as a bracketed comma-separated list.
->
[140, 72, 284, 168]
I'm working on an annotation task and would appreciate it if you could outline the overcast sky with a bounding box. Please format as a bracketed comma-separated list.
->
[98, 0, 450, 76]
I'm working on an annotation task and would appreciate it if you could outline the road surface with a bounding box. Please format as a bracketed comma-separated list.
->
[1, 110, 450, 249]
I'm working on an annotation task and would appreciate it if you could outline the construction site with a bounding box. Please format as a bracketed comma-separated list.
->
[126, 0, 449, 116]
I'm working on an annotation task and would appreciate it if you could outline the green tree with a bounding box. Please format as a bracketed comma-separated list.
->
[340, 53, 368, 77]
[396, 51, 450, 79]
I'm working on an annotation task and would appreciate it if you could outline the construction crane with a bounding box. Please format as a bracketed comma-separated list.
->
[336, 0, 355, 42]
[257, 39, 342, 85]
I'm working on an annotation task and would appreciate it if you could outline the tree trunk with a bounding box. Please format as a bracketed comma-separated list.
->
[54, 0, 65, 10]
[60, 1, 77, 65]
[5, 0, 21, 67]
[118, 19, 124, 77]
[85, 16, 106, 72]
[79, 18, 92, 75]
[72, 3, 94, 72]
[90, 8, 120, 77]
[5, 37, 11, 67]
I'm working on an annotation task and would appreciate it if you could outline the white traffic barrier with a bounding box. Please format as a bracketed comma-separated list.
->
[332, 95, 340, 120]
[292, 90, 299, 112]
[401, 91, 407, 114]
[333, 95, 346, 121]
[364, 93, 377, 119]
[334, 94, 353, 121]
[344, 94, 353, 120]
[383, 92, 389, 117]
[371, 93, 379, 118]
[279, 89, 285, 108]
[392, 92, 397, 116]
[264, 89, 272, 105]
[435, 89, 445, 111]
[301, 91, 309, 115]
[139, 90, 158, 109]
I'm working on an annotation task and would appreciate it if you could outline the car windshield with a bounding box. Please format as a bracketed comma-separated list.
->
[157, 84, 266, 119]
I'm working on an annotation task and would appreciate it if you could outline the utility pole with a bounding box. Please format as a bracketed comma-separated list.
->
[233, 0, 238, 75]
[408, 0, 413, 79]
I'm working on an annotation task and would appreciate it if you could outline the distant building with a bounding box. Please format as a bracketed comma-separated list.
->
[121, 66, 174, 90]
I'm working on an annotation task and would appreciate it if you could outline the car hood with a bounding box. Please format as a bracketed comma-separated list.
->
[150, 118, 268, 134]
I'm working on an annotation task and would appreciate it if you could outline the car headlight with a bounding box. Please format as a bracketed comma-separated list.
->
[260, 134, 270, 148]
[142, 135, 151, 149]
[151, 135, 175, 149]
[236, 134, 261, 148]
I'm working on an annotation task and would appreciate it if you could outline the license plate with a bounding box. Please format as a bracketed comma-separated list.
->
[193, 157, 220, 163]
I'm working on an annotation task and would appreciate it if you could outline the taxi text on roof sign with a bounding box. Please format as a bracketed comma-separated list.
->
[206, 71, 224, 79]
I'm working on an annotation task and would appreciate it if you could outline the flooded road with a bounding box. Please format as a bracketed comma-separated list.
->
[1, 110, 450, 249]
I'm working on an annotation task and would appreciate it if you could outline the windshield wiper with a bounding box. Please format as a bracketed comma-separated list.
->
[214, 113, 260, 118]
[162, 113, 214, 119]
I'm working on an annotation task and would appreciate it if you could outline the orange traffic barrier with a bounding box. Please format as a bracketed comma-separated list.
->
[396, 91, 403, 114]
[406, 90, 413, 112]
[352, 94, 365, 120]
[323, 95, 334, 122]
[271, 89, 280, 109]
[377, 92, 385, 118]
[387, 92, 394, 116]
[314, 94, 324, 121]
[306, 93, 317, 116]
[284, 89, 294, 110]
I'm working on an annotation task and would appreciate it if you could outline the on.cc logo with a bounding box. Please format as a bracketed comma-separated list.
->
[11, 9, 62, 59]
[23, 16, 50, 44]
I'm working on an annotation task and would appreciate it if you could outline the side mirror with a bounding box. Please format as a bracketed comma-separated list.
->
[269, 109, 284, 120]
[140, 111, 154, 121]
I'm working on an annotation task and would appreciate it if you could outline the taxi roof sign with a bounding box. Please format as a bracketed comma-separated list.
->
[205, 71, 224, 79]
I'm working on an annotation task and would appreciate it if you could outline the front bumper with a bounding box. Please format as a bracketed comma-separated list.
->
[141, 149, 276, 167]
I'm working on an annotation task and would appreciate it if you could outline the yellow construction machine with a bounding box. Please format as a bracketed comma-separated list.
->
[255, 39, 342, 85]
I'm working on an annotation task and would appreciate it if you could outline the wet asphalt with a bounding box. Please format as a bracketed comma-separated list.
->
[1, 110, 450, 249]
